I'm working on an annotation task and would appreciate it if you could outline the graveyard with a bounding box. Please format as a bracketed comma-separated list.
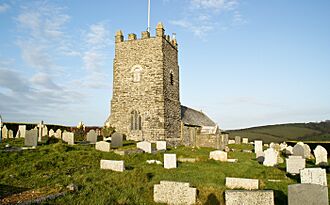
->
[0, 133, 329, 204]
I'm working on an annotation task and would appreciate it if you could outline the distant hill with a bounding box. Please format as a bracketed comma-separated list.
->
[226, 121, 330, 143]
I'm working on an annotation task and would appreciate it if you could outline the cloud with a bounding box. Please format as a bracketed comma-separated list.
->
[0, 3, 10, 13]
[30, 73, 61, 90]
[170, 19, 214, 38]
[86, 23, 110, 48]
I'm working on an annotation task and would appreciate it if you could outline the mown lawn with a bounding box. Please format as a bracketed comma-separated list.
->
[0, 139, 329, 204]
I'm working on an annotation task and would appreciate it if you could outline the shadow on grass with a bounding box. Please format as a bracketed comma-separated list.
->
[0, 184, 29, 199]
[274, 190, 288, 205]
[203, 193, 220, 205]
[285, 173, 300, 182]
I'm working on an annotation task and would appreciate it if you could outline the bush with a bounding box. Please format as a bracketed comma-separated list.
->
[101, 126, 116, 137]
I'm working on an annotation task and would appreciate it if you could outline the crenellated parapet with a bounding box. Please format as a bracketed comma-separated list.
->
[115, 22, 178, 49]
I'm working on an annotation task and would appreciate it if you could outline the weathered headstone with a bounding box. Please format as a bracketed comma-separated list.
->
[49, 129, 55, 137]
[286, 156, 305, 174]
[154, 181, 196, 205]
[18, 125, 26, 138]
[67, 132, 74, 145]
[254, 140, 263, 153]
[209, 150, 227, 162]
[234, 136, 241, 144]
[263, 148, 278, 167]
[55, 129, 62, 139]
[225, 190, 274, 205]
[87, 130, 97, 144]
[156, 141, 166, 151]
[111, 132, 123, 148]
[288, 184, 328, 205]
[303, 144, 312, 159]
[137, 141, 152, 153]
[164, 153, 177, 169]
[2, 125, 8, 139]
[38, 121, 43, 142]
[292, 143, 305, 158]
[42, 125, 48, 137]
[300, 168, 327, 186]
[8, 129, 13, 138]
[314, 145, 328, 166]
[100, 160, 125, 172]
[25, 130, 38, 147]
[228, 139, 235, 144]
[225, 177, 259, 190]
[242, 138, 248, 144]
[96, 141, 111, 152]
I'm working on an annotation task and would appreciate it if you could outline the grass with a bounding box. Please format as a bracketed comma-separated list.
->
[0, 138, 329, 204]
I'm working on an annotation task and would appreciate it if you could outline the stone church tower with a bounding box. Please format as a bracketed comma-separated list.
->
[106, 23, 181, 142]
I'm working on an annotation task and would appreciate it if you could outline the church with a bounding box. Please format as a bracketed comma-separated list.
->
[105, 23, 220, 146]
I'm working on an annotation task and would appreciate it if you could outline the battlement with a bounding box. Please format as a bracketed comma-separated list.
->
[115, 22, 178, 49]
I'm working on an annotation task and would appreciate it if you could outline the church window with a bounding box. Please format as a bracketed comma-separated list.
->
[130, 110, 142, 130]
[133, 66, 142, 82]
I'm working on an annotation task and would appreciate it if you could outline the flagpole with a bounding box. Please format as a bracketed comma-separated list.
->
[147, 0, 151, 32]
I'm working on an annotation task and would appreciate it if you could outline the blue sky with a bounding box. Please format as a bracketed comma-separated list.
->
[0, 0, 329, 129]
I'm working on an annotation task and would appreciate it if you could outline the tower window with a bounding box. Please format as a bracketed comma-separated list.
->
[170, 72, 174, 85]
[133, 66, 142, 82]
[130, 110, 142, 131]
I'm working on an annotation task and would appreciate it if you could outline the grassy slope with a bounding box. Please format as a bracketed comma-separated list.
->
[1, 139, 329, 204]
[227, 123, 330, 143]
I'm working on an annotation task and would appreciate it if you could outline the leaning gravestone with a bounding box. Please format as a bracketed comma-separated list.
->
[154, 181, 196, 205]
[87, 130, 97, 144]
[164, 154, 177, 169]
[263, 148, 278, 167]
[286, 156, 305, 174]
[314, 145, 328, 166]
[100, 160, 124, 172]
[225, 190, 274, 205]
[18, 125, 26, 138]
[25, 130, 38, 147]
[292, 143, 305, 158]
[300, 168, 327, 186]
[254, 140, 263, 153]
[156, 141, 166, 151]
[235, 136, 241, 144]
[137, 141, 152, 153]
[2, 125, 8, 139]
[49, 129, 55, 137]
[96, 141, 111, 152]
[209, 150, 227, 162]
[288, 184, 328, 205]
[111, 132, 123, 148]
[225, 177, 259, 190]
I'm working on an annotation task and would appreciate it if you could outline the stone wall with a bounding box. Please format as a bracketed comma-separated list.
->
[108, 24, 181, 141]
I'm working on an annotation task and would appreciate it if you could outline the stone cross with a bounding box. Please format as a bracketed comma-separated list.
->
[0, 114, 2, 143]
[38, 121, 43, 142]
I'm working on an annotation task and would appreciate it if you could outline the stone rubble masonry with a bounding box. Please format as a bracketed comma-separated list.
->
[153, 181, 196, 205]
[300, 168, 327, 186]
[225, 177, 259, 190]
[96, 141, 111, 152]
[288, 184, 329, 205]
[156, 140, 166, 150]
[164, 153, 177, 169]
[108, 23, 181, 142]
[286, 156, 305, 174]
[225, 190, 274, 205]
[254, 140, 263, 153]
[209, 150, 227, 162]
[137, 141, 152, 153]
[100, 160, 125, 172]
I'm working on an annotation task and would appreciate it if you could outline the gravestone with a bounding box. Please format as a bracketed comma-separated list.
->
[292, 143, 305, 158]
[314, 145, 327, 166]
[100, 160, 125, 172]
[87, 130, 97, 144]
[303, 144, 312, 159]
[209, 150, 227, 162]
[288, 184, 328, 205]
[67, 132, 74, 145]
[15, 130, 21, 138]
[137, 141, 152, 153]
[8, 130, 13, 138]
[42, 125, 48, 137]
[38, 121, 43, 142]
[256, 151, 265, 163]
[96, 141, 111, 152]
[285, 146, 293, 155]
[242, 138, 248, 144]
[263, 148, 278, 167]
[225, 190, 274, 205]
[235, 136, 241, 144]
[280, 142, 287, 151]
[228, 139, 235, 144]
[111, 132, 123, 148]
[225, 177, 259, 190]
[300, 168, 327, 186]
[154, 181, 196, 205]
[286, 156, 305, 174]
[164, 154, 177, 169]
[49, 129, 55, 137]
[2, 125, 8, 139]
[55, 129, 62, 139]
[222, 134, 229, 146]
[156, 141, 166, 151]
[25, 130, 38, 147]
[254, 140, 263, 153]
[18, 125, 26, 138]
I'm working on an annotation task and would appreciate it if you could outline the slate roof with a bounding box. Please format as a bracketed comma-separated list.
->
[181, 105, 217, 127]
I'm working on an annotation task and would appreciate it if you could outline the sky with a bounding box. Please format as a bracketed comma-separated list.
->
[0, 0, 329, 129]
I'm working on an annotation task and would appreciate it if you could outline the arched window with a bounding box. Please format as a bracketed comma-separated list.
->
[170, 71, 174, 85]
[132, 66, 142, 82]
[130, 110, 142, 130]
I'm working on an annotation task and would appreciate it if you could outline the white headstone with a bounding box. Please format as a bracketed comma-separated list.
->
[314, 145, 328, 166]
[286, 156, 305, 174]
[254, 140, 263, 153]
[209, 150, 227, 162]
[263, 148, 278, 167]
[100, 160, 125, 172]
[285, 146, 293, 155]
[2, 125, 8, 139]
[18, 125, 26, 138]
[242, 138, 248, 144]
[87, 130, 97, 143]
[55, 129, 62, 139]
[42, 125, 48, 137]
[300, 168, 327, 186]
[49, 129, 55, 137]
[280, 142, 287, 151]
[228, 139, 235, 144]
[8, 130, 13, 138]
[96, 141, 111, 152]
[164, 154, 177, 169]
[156, 141, 166, 151]
[137, 141, 152, 153]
